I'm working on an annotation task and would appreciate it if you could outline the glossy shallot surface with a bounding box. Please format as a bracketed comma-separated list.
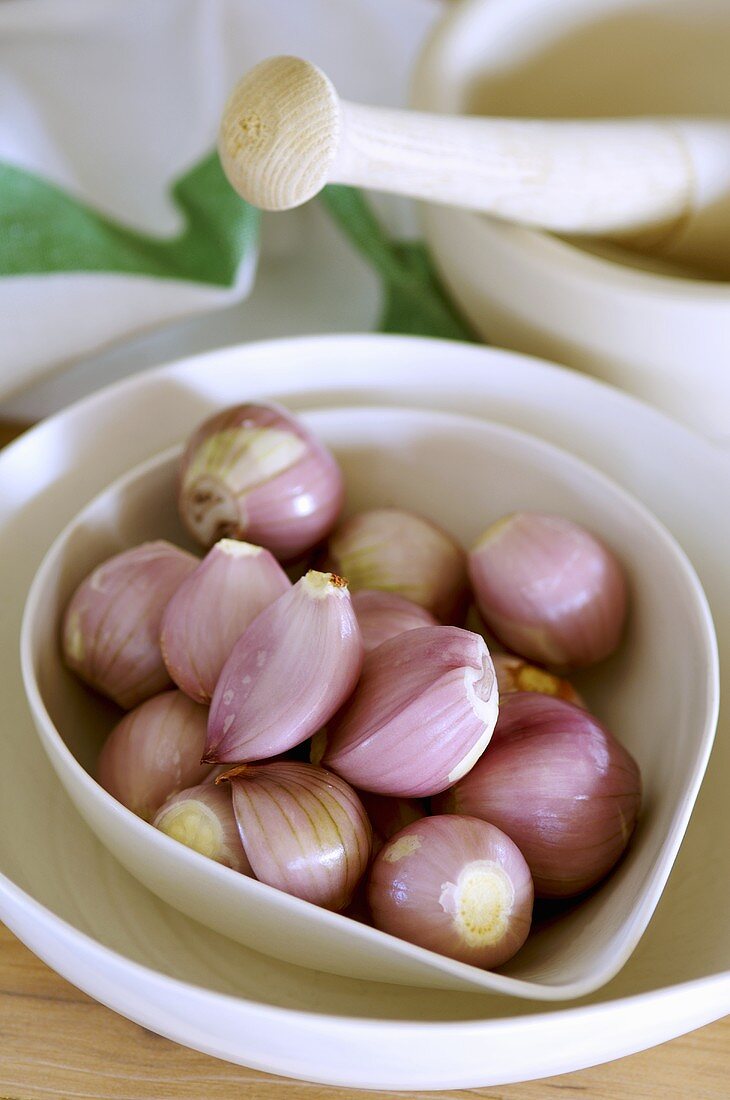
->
[222, 761, 372, 911]
[161, 538, 290, 703]
[322, 625, 498, 797]
[63, 540, 198, 709]
[468, 512, 627, 669]
[97, 690, 211, 822]
[435, 692, 642, 898]
[368, 815, 533, 968]
[206, 571, 363, 764]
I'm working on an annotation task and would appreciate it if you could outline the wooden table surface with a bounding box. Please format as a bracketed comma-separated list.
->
[1, 418, 728, 1099]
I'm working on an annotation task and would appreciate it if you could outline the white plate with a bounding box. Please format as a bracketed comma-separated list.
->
[2, 335, 729, 1088]
[22, 416, 717, 1000]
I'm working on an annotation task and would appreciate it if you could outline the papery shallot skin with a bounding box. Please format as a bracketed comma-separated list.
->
[153, 781, 252, 874]
[352, 590, 437, 654]
[434, 692, 642, 898]
[97, 690, 211, 822]
[223, 762, 372, 911]
[177, 402, 345, 561]
[326, 508, 468, 622]
[368, 815, 533, 968]
[322, 625, 498, 798]
[205, 571, 363, 763]
[468, 512, 627, 669]
[62, 541, 199, 709]
[492, 653, 585, 708]
[160, 539, 290, 703]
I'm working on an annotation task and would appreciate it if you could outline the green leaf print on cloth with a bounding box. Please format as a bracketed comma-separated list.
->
[0, 152, 260, 284]
[319, 184, 476, 342]
[0, 152, 476, 341]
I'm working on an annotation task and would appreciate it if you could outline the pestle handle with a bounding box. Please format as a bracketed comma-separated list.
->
[219, 56, 730, 269]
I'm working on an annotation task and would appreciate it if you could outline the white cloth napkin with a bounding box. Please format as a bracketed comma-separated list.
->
[0, 0, 456, 416]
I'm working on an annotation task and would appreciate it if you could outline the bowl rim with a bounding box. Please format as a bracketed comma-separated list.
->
[19, 403, 720, 1003]
[5, 853, 729, 1078]
[412, 0, 730, 298]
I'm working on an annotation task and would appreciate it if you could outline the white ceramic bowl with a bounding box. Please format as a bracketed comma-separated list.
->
[3, 335, 730, 1089]
[412, 0, 730, 442]
[21, 403, 718, 1001]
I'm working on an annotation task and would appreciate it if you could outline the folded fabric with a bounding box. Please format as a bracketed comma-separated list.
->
[0, 0, 472, 402]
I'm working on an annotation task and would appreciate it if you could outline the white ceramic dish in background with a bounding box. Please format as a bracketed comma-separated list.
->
[412, 0, 730, 443]
[21, 409, 718, 1001]
[3, 336, 730, 1088]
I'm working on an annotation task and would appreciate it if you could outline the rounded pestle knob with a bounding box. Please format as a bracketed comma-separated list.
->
[219, 56, 341, 212]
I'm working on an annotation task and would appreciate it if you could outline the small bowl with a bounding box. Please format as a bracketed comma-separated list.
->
[21, 405, 718, 1001]
[412, 0, 730, 442]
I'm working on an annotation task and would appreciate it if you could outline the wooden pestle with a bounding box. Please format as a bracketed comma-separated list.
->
[218, 56, 730, 275]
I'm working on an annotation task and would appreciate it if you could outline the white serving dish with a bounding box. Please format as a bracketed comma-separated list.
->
[412, 0, 730, 443]
[3, 335, 730, 1088]
[21, 408, 717, 1001]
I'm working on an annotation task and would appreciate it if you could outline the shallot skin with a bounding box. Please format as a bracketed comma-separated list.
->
[352, 590, 437, 654]
[326, 508, 468, 622]
[322, 626, 499, 798]
[468, 512, 628, 669]
[62, 540, 198, 709]
[492, 653, 585, 708]
[205, 571, 363, 763]
[223, 762, 372, 911]
[177, 402, 345, 561]
[97, 690, 211, 822]
[435, 692, 642, 898]
[160, 539, 290, 703]
[153, 782, 252, 874]
[368, 815, 533, 968]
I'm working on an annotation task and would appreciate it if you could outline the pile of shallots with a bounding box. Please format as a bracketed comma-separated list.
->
[62, 401, 641, 971]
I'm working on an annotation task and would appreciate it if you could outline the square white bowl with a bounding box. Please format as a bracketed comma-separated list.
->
[21, 402, 718, 1001]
